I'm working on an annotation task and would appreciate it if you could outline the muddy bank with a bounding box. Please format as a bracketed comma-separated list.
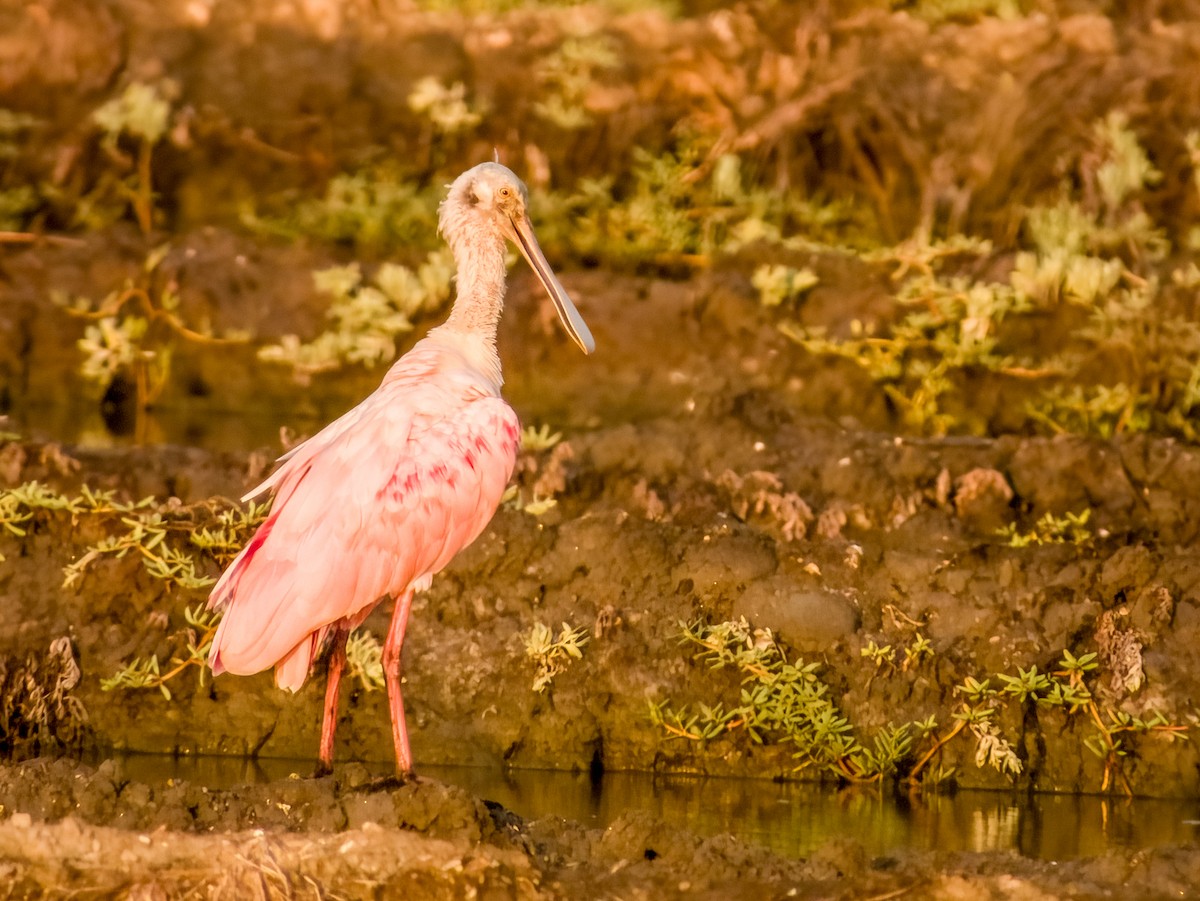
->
[2, 757, 1199, 899]
[2, 239, 1200, 794]
[3, 378, 1200, 794]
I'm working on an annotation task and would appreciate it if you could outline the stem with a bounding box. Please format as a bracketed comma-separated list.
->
[661, 722, 704, 741]
[833, 756, 881, 783]
[135, 138, 154, 235]
[155, 633, 215, 685]
[0, 232, 85, 246]
[1086, 701, 1116, 752]
[905, 718, 967, 783]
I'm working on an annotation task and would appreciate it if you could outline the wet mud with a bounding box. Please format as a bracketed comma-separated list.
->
[2, 757, 1200, 899]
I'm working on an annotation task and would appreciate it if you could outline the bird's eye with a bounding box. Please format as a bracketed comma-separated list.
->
[499, 187, 510, 197]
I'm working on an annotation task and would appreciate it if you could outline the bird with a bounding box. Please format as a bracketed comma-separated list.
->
[207, 162, 594, 778]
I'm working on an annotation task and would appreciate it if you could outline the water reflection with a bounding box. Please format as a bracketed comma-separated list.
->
[109, 753, 1200, 861]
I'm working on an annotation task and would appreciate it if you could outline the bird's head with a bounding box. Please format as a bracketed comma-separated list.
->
[440, 162, 594, 355]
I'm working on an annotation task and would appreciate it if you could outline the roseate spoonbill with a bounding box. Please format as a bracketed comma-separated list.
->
[208, 162, 594, 777]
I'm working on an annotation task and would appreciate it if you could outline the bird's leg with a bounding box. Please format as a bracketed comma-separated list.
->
[316, 624, 350, 777]
[383, 589, 416, 778]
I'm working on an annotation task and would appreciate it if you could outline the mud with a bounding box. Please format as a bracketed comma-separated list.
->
[1, 757, 1199, 899]
[3, 0, 1200, 898]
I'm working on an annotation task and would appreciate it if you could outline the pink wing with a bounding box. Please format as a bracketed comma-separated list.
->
[208, 341, 520, 690]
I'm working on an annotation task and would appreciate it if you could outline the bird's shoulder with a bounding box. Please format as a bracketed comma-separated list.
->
[381, 332, 503, 399]
[374, 339, 515, 435]
[244, 337, 514, 504]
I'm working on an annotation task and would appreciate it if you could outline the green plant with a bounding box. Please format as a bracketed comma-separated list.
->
[524, 621, 589, 693]
[997, 509, 1092, 547]
[102, 614, 385, 701]
[959, 652, 1186, 794]
[780, 261, 1030, 435]
[53, 248, 247, 438]
[1029, 284, 1200, 440]
[0, 482, 154, 562]
[504, 424, 575, 517]
[534, 34, 621, 130]
[1030, 650, 1185, 794]
[650, 618, 929, 781]
[654, 619, 1188, 794]
[99, 609, 387, 700]
[860, 640, 894, 670]
[345, 630, 385, 692]
[258, 254, 453, 380]
[100, 604, 218, 700]
[503, 489, 558, 516]
[189, 500, 273, 565]
[0, 485, 278, 692]
[91, 82, 173, 235]
[1008, 236, 1124, 308]
[408, 77, 483, 135]
[0, 188, 36, 232]
[245, 167, 442, 255]
[1011, 115, 1200, 438]
[248, 142, 866, 284]
[0, 481, 72, 536]
[752, 264, 819, 308]
[900, 674, 1024, 782]
[407, 78, 486, 170]
[520, 423, 563, 452]
[64, 510, 214, 592]
[415, 0, 679, 12]
[1012, 117, 1198, 439]
[0, 481, 263, 594]
[0, 116, 39, 233]
[0, 484, 388, 700]
[771, 112, 1200, 441]
[901, 0, 1024, 23]
[538, 146, 823, 270]
[1186, 130, 1200, 250]
[902, 633, 934, 671]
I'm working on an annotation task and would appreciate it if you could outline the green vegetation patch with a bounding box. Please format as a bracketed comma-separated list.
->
[774, 115, 1200, 440]
[653, 618, 1188, 795]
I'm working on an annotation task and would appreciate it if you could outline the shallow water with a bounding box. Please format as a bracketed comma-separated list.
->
[110, 753, 1200, 861]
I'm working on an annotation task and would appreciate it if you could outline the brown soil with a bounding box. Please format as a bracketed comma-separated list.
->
[2, 1, 1200, 898]
[3, 758, 1200, 899]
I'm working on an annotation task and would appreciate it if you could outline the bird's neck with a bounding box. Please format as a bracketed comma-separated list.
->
[428, 231, 507, 387]
[441, 231, 507, 342]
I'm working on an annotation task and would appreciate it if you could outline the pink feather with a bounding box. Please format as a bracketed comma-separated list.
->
[208, 337, 520, 691]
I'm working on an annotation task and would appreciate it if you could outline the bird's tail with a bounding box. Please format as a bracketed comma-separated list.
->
[273, 629, 324, 692]
[206, 513, 282, 678]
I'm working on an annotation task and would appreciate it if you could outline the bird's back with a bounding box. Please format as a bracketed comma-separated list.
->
[208, 333, 520, 690]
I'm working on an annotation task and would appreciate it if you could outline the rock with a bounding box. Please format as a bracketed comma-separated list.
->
[953, 467, 1014, 533]
[732, 577, 858, 650]
[674, 534, 777, 595]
